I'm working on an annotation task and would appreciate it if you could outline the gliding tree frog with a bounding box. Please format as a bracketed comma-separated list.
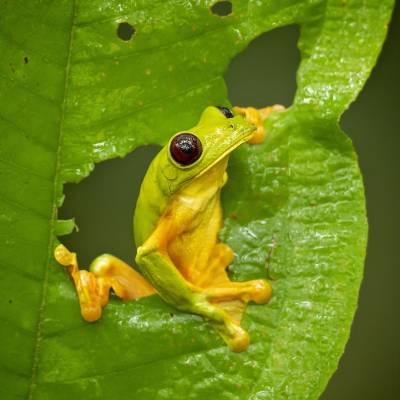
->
[55, 104, 284, 352]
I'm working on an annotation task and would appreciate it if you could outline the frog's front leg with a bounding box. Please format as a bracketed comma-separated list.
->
[135, 222, 250, 352]
[234, 104, 285, 144]
[54, 244, 155, 322]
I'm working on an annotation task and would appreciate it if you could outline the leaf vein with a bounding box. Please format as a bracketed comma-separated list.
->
[27, 1, 77, 398]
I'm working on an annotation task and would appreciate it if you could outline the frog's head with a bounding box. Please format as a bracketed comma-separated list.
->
[158, 106, 256, 192]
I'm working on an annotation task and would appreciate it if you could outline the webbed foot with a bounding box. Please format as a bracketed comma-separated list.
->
[54, 244, 155, 322]
[188, 279, 271, 352]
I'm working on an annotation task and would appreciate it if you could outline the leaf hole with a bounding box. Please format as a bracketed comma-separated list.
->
[23, 56, 29, 64]
[225, 25, 300, 108]
[58, 145, 160, 266]
[210, 1, 232, 17]
[117, 22, 136, 41]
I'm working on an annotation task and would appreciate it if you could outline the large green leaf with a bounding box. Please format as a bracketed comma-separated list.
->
[0, 1, 393, 399]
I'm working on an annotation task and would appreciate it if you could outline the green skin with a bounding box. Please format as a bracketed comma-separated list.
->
[133, 106, 258, 349]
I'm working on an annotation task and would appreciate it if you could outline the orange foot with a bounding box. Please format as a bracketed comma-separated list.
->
[54, 244, 155, 322]
[234, 104, 285, 144]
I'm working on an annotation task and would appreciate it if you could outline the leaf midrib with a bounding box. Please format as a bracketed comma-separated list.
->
[27, 1, 77, 398]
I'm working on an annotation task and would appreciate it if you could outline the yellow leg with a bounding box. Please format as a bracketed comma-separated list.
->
[54, 244, 155, 322]
[233, 104, 285, 144]
[193, 242, 271, 332]
[204, 279, 272, 304]
[194, 243, 271, 304]
[89, 254, 156, 300]
[191, 299, 250, 352]
[195, 243, 234, 287]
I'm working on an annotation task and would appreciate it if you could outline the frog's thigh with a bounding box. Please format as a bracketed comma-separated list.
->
[90, 254, 156, 300]
[199, 242, 272, 304]
[196, 243, 234, 286]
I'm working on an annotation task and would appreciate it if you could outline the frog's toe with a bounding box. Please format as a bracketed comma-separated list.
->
[76, 270, 104, 322]
[219, 322, 250, 353]
[248, 279, 272, 305]
[54, 244, 76, 267]
[81, 302, 103, 322]
[233, 104, 286, 144]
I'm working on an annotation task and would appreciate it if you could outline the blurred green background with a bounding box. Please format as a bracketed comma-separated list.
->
[60, 3, 399, 398]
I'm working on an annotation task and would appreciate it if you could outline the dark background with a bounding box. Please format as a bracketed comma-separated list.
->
[60, 4, 400, 398]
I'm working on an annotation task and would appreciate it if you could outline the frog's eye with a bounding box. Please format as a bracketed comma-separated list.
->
[216, 105, 234, 118]
[170, 133, 203, 166]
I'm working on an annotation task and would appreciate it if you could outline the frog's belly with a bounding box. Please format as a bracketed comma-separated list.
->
[167, 194, 223, 285]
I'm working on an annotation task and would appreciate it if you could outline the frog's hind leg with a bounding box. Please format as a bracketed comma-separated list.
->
[190, 299, 250, 352]
[195, 243, 235, 287]
[54, 244, 155, 322]
[204, 280, 272, 305]
[195, 242, 271, 322]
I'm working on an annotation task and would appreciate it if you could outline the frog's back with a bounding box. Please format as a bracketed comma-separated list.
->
[133, 149, 169, 247]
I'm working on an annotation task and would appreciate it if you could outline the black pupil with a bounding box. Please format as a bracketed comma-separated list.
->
[216, 105, 234, 118]
[170, 133, 202, 165]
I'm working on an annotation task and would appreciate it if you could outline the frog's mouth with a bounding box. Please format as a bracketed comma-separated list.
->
[195, 126, 256, 180]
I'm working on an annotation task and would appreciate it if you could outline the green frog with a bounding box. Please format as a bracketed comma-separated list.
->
[55, 104, 284, 352]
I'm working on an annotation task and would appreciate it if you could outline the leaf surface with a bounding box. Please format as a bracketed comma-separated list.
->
[0, 1, 393, 399]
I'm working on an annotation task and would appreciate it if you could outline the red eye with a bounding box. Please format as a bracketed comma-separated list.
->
[170, 133, 203, 166]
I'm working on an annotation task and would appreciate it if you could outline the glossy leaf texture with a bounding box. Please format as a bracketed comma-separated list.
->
[0, 1, 394, 399]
